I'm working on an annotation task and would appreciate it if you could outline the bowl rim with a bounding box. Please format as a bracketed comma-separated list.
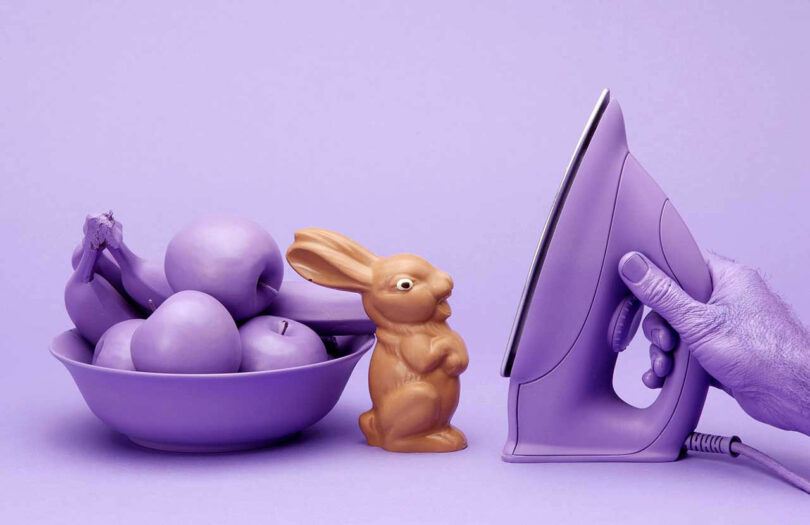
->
[50, 329, 375, 379]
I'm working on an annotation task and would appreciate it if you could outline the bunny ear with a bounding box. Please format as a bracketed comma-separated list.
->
[292, 229, 378, 267]
[286, 229, 379, 292]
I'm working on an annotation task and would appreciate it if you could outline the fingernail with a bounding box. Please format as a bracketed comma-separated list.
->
[653, 357, 667, 377]
[642, 369, 664, 389]
[654, 356, 672, 377]
[621, 253, 648, 283]
[652, 328, 664, 348]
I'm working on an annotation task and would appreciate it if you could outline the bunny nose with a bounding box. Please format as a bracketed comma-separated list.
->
[436, 273, 453, 297]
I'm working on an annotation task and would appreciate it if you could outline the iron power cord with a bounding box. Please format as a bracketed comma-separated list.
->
[684, 432, 810, 494]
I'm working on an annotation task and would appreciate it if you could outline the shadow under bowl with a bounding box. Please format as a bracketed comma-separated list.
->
[50, 329, 374, 453]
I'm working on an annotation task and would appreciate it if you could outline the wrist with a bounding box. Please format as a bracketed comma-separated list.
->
[767, 330, 810, 435]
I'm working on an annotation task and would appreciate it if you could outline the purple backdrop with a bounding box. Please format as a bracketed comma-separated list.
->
[2, 1, 809, 523]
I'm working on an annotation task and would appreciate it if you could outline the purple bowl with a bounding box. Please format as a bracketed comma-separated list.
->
[50, 329, 373, 452]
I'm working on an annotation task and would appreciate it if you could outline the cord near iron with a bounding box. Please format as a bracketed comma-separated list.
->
[684, 432, 810, 494]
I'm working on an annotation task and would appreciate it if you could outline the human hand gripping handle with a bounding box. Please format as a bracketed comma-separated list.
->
[619, 251, 810, 436]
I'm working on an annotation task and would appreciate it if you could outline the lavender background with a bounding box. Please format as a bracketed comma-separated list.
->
[2, 1, 809, 523]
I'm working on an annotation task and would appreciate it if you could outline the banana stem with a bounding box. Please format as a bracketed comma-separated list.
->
[107, 241, 138, 271]
[76, 243, 100, 283]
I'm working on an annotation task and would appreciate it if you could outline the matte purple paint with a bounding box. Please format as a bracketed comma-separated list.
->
[92, 319, 143, 371]
[622, 251, 810, 436]
[608, 296, 643, 352]
[164, 215, 284, 320]
[98, 212, 173, 311]
[130, 290, 242, 374]
[502, 91, 712, 462]
[620, 253, 648, 282]
[650, 345, 672, 377]
[642, 312, 677, 352]
[51, 330, 374, 452]
[2, 3, 806, 519]
[64, 218, 142, 345]
[264, 280, 376, 335]
[239, 315, 329, 371]
[71, 241, 126, 296]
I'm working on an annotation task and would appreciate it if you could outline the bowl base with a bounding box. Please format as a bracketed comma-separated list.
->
[128, 434, 299, 453]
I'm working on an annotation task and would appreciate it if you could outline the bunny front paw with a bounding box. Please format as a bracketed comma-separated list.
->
[432, 335, 468, 377]
[442, 351, 468, 377]
[400, 334, 444, 374]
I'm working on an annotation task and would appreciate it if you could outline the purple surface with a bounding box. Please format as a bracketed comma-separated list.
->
[1, 2, 809, 523]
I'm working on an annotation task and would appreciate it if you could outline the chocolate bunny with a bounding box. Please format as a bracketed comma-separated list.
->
[287, 229, 468, 452]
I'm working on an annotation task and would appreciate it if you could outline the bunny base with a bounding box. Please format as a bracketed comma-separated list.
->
[361, 411, 466, 453]
[359, 390, 467, 453]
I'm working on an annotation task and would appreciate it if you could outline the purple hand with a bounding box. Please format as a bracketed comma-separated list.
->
[619, 251, 810, 436]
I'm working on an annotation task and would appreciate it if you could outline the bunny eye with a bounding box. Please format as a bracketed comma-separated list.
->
[396, 278, 414, 291]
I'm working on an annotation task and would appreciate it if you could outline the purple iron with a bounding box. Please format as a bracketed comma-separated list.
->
[501, 89, 712, 462]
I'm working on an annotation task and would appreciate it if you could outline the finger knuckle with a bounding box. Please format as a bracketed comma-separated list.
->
[682, 304, 728, 346]
[645, 278, 676, 306]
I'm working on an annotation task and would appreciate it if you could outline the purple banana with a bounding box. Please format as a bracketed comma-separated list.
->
[95, 211, 172, 312]
[71, 241, 125, 296]
[64, 214, 142, 345]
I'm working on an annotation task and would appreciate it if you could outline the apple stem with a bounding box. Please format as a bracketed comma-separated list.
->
[281, 320, 289, 335]
[258, 281, 277, 292]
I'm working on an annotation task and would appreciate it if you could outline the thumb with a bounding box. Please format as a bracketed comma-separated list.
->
[618, 252, 708, 336]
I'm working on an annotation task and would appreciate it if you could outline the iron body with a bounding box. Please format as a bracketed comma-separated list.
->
[502, 90, 712, 462]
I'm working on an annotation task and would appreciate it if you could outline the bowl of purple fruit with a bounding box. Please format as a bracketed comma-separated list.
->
[52, 212, 376, 452]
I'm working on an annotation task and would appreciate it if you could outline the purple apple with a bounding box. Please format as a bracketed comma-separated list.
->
[131, 290, 242, 374]
[93, 319, 144, 370]
[163, 215, 283, 320]
[239, 315, 328, 372]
